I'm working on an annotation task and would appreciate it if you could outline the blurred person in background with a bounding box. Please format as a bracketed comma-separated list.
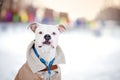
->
[0, 0, 3, 12]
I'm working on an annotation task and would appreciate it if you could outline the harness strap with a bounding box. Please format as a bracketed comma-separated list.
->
[32, 45, 55, 75]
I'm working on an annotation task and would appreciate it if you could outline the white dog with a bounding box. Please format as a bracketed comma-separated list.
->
[15, 22, 66, 80]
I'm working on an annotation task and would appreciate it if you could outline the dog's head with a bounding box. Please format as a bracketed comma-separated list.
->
[29, 22, 66, 49]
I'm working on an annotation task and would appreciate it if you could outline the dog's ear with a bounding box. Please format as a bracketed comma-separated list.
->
[58, 24, 66, 33]
[29, 22, 38, 32]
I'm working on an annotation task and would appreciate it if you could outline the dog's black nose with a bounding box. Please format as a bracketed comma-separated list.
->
[44, 34, 51, 41]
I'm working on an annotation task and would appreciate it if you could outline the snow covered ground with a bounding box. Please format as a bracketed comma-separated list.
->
[0, 23, 120, 80]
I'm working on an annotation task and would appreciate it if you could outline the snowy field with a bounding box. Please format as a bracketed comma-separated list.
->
[0, 23, 120, 80]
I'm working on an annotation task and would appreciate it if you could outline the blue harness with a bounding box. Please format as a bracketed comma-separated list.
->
[32, 45, 55, 75]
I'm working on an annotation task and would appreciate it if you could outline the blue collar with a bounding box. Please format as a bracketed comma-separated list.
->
[32, 45, 55, 75]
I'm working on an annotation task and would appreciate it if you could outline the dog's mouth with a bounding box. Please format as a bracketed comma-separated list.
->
[42, 41, 51, 45]
[38, 41, 54, 48]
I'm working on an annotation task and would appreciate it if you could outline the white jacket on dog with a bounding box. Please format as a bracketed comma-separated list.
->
[27, 40, 66, 73]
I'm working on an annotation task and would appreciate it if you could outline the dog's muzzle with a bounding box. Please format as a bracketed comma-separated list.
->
[43, 34, 51, 45]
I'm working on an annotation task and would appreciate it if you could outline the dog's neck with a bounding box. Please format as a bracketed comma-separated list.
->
[34, 44, 56, 63]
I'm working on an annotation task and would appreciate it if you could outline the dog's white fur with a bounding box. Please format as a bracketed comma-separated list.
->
[34, 23, 61, 62]
[15, 23, 66, 80]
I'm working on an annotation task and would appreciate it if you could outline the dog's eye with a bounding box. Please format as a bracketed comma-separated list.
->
[52, 32, 56, 35]
[39, 31, 43, 34]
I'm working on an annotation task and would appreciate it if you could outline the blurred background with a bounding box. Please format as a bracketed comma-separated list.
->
[0, 0, 120, 80]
